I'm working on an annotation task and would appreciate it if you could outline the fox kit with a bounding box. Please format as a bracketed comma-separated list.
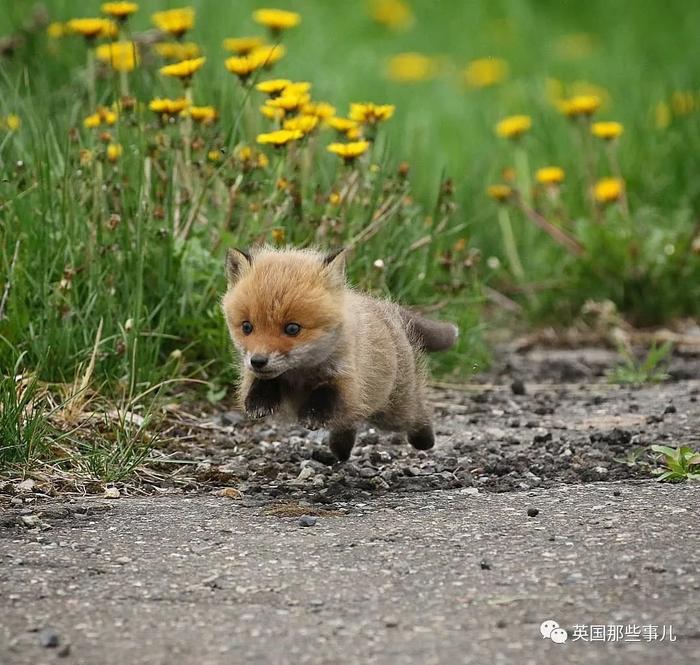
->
[221, 247, 458, 462]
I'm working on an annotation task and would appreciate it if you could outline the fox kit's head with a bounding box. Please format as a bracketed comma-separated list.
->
[221, 247, 346, 379]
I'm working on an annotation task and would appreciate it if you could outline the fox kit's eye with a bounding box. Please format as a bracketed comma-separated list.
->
[284, 322, 301, 336]
[241, 321, 253, 335]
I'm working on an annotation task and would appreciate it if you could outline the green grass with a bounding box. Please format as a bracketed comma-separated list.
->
[606, 341, 672, 385]
[651, 445, 700, 482]
[0, 0, 698, 476]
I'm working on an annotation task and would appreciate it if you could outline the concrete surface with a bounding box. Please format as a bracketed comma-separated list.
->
[1, 481, 699, 664]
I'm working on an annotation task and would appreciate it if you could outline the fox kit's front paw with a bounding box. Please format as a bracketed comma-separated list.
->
[244, 379, 281, 418]
[298, 384, 339, 428]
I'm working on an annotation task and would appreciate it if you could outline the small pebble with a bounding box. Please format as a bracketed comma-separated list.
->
[480, 559, 491, 570]
[57, 644, 71, 657]
[663, 404, 677, 414]
[527, 507, 539, 518]
[299, 515, 317, 527]
[384, 616, 399, 628]
[613, 490, 621, 497]
[38, 628, 60, 648]
[511, 380, 526, 396]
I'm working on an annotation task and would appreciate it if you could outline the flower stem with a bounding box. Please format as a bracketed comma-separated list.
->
[606, 142, 630, 219]
[86, 46, 96, 110]
[575, 117, 600, 222]
[514, 144, 531, 207]
[183, 86, 193, 168]
[497, 205, 525, 280]
[119, 69, 129, 98]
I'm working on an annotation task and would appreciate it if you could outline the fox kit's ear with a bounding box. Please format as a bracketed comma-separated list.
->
[225, 248, 252, 285]
[322, 248, 346, 288]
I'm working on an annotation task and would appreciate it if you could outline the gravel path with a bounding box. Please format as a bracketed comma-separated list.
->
[158, 348, 699, 504]
[1, 483, 699, 665]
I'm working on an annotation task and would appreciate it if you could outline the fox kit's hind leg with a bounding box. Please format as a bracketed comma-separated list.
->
[328, 427, 356, 462]
[406, 396, 435, 451]
[243, 376, 282, 418]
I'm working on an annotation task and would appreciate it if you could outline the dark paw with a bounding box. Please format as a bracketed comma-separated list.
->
[299, 384, 339, 427]
[407, 424, 435, 451]
[328, 428, 356, 462]
[244, 379, 281, 419]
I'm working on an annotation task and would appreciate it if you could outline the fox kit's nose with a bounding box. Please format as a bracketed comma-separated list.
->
[250, 354, 269, 370]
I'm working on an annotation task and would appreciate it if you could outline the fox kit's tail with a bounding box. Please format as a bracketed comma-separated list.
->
[400, 308, 459, 352]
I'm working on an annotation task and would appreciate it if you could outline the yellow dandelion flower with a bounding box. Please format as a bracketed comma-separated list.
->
[463, 57, 509, 88]
[223, 36, 266, 55]
[285, 82, 312, 95]
[160, 56, 205, 80]
[654, 101, 671, 130]
[535, 167, 565, 186]
[84, 114, 101, 129]
[83, 107, 118, 128]
[252, 8, 301, 33]
[248, 44, 286, 69]
[271, 228, 286, 243]
[267, 91, 311, 113]
[386, 52, 438, 83]
[349, 103, 395, 124]
[101, 2, 138, 19]
[6, 114, 21, 131]
[671, 90, 696, 116]
[186, 105, 217, 124]
[487, 184, 512, 202]
[260, 104, 285, 121]
[256, 78, 292, 95]
[346, 126, 363, 140]
[152, 7, 195, 38]
[302, 102, 336, 119]
[593, 177, 624, 204]
[236, 145, 269, 168]
[327, 116, 359, 133]
[559, 94, 601, 118]
[283, 115, 319, 134]
[106, 143, 123, 162]
[225, 55, 264, 81]
[256, 129, 303, 146]
[591, 121, 623, 140]
[369, 0, 414, 30]
[149, 97, 190, 116]
[327, 140, 370, 162]
[67, 18, 118, 39]
[207, 150, 221, 162]
[47, 22, 66, 39]
[154, 42, 201, 61]
[495, 115, 532, 139]
[328, 192, 341, 205]
[96, 41, 139, 72]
